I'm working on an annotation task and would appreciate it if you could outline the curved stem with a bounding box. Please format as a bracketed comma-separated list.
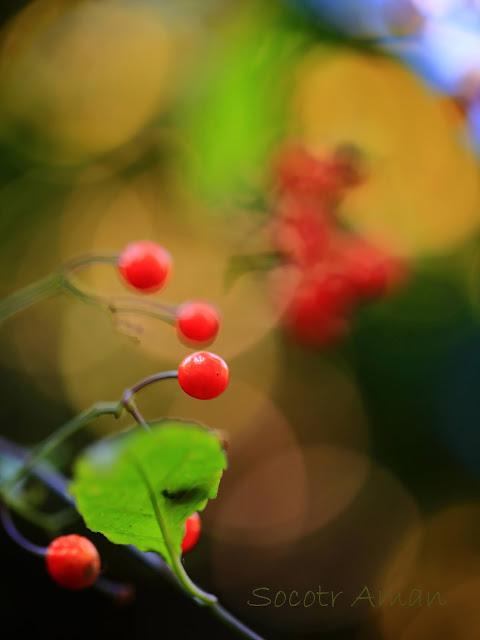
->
[58, 252, 177, 319]
[6, 496, 77, 532]
[0, 501, 46, 556]
[0, 274, 63, 324]
[1, 401, 122, 494]
[129, 370, 178, 395]
[121, 370, 178, 428]
[0, 370, 179, 495]
[0, 252, 177, 331]
[129, 453, 217, 606]
[60, 252, 119, 272]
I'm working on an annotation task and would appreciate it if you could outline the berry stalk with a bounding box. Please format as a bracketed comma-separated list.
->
[129, 453, 217, 606]
[0, 500, 46, 556]
[1, 401, 122, 494]
[0, 251, 176, 329]
[0, 273, 63, 324]
[1, 367, 184, 495]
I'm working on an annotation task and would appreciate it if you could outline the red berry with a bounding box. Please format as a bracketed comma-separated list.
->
[181, 512, 201, 554]
[276, 264, 355, 346]
[178, 351, 229, 400]
[176, 301, 221, 347]
[46, 535, 100, 590]
[340, 238, 407, 300]
[272, 196, 331, 266]
[273, 145, 350, 197]
[118, 241, 172, 293]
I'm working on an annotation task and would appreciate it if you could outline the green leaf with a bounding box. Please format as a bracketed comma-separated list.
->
[69, 420, 227, 566]
[177, 1, 310, 205]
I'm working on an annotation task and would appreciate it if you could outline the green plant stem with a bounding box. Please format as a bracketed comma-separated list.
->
[0, 274, 63, 324]
[130, 454, 217, 606]
[0, 253, 177, 330]
[1, 402, 122, 494]
[0, 369, 179, 496]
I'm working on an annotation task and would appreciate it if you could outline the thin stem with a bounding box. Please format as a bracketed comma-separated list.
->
[121, 371, 179, 428]
[122, 392, 150, 431]
[58, 252, 177, 319]
[60, 252, 119, 272]
[130, 370, 178, 395]
[0, 251, 177, 332]
[0, 274, 63, 324]
[1, 402, 121, 493]
[1, 370, 178, 495]
[95, 576, 135, 602]
[129, 454, 217, 606]
[208, 603, 266, 640]
[6, 496, 77, 532]
[60, 272, 176, 322]
[0, 501, 46, 556]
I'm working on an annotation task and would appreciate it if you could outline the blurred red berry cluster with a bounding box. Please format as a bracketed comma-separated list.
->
[269, 144, 407, 346]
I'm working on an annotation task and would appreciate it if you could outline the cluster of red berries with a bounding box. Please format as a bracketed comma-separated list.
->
[118, 241, 221, 348]
[46, 513, 202, 590]
[269, 144, 407, 346]
[117, 241, 229, 401]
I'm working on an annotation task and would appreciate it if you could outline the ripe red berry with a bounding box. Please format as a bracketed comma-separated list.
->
[340, 238, 407, 300]
[273, 145, 352, 197]
[46, 534, 100, 590]
[118, 241, 172, 293]
[275, 263, 355, 346]
[181, 512, 201, 554]
[178, 351, 229, 400]
[272, 196, 330, 267]
[176, 301, 221, 347]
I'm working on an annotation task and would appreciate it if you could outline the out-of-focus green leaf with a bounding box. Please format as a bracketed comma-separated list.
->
[178, 1, 311, 205]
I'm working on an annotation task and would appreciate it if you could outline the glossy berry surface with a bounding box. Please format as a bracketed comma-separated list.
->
[46, 534, 100, 590]
[118, 241, 172, 293]
[181, 512, 201, 554]
[176, 301, 221, 346]
[178, 351, 229, 400]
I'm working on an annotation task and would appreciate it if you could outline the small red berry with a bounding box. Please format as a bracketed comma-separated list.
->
[181, 512, 201, 554]
[176, 301, 221, 347]
[178, 351, 229, 400]
[46, 534, 100, 590]
[283, 275, 353, 346]
[272, 196, 330, 266]
[340, 238, 407, 300]
[273, 145, 353, 197]
[118, 241, 172, 293]
[272, 262, 355, 346]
